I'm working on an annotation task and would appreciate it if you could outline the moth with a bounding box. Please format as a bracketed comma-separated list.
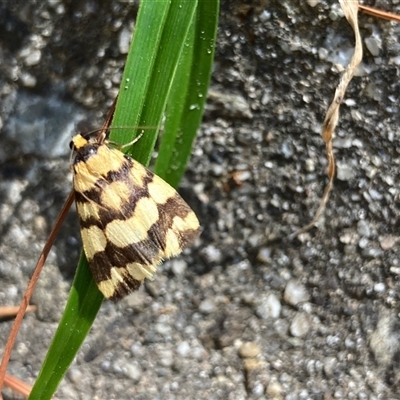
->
[70, 132, 200, 300]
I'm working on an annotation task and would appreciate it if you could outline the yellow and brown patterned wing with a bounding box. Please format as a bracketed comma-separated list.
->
[71, 134, 200, 300]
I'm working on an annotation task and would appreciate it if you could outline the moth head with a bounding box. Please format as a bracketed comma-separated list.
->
[70, 134, 89, 151]
[70, 133, 101, 166]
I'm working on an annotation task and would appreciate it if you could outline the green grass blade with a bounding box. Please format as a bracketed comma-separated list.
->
[28, 254, 103, 399]
[154, 0, 219, 187]
[111, 0, 198, 166]
[29, 1, 199, 398]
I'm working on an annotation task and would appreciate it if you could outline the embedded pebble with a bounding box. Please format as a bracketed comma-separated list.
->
[334, 138, 352, 149]
[324, 357, 338, 377]
[124, 363, 142, 382]
[344, 337, 356, 349]
[370, 313, 400, 366]
[256, 293, 281, 319]
[318, 47, 329, 60]
[118, 26, 132, 54]
[208, 90, 253, 118]
[171, 259, 187, 276]
[154, 323, 172, 335]
[259, 9, 271, 22]
[257, 247, 271, 263]
[252, 383, 264, 396]
[390, 266, 400, 275]
[379, 236, 397, 250]
[266, 380, 284, 398]
[374, 283, 385, 293]
[336, 162, 356, 181]
[157, 349, 174, 367]
[357, 220, 371, 238]
[198, 299, 216, 314]
[307, 0, 322, 6]
[365, 82, 383, 101]
[176, 341, 190, 357]
[212, 165, 224, 176]
[284, 280, 310, 306]
[358, 237, 368, 249]
[261, 89, 271, 104]
[305, 158, 315, 172]
[5, 285, 18, 300]
[101, 361, 111, 372]
[290, 313, 311, 337]
[239, 342, 261, 359]
[365, 36, 381, 57]
[368, 188, 383, 201]
[200, 245, 222, 263]
[281, 140, 294, 158]
[361, 246, 383, 258]
[19, 72, 37, 87]
[67, 367, 82, 384]
[24, 49, 41, 65]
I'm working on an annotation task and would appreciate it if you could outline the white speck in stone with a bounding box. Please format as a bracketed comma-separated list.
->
[318, 47, 328, 60]
[307, 0, 321, 6]
[374, 283, 385, 293]
[358, 237, 368, 249]
[368, 188, 383, 200]
[101, 360, 111, 372]
[201, 245, 222, 263]
[284, 280, 310, 306]
[261, 89, 271, 105]
[124, 363, 141, 382]
[344, 98, 356, 106]
[176, 341, 191, 357]
[118, 26, 132, 54]
[19, 72, 37, 87]
[199, 299, 216, 314]
[357, 220, 370, 238]
[257, 247, 271, 263]
[364, 36, 381, 57]
[324, 357, 337, 377]
[158, 349, 174, 367]
[6, 286, 18, 299]
[155, 323, 172, 335]
[290, 313, 310, 337]
[24, 49, 42, 66]
[67, 368, 82, 384]
[379, 236, 397, 250]
[266, 380, 284, 397]
[212, 165, 224, 176]
[390, 266, 400, 275]
[365, 82, 383, 101]
[266, 293, 281, 318]
[171, 259, 187, 276]
[336, 162, 356, 181]
[391, 55, 400, 66]
[334, 137, 352, 149]
[305, 158, 315, 172]
[259, 10, 271, 21]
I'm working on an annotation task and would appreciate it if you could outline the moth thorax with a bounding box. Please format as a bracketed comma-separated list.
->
[74, 144, 100, 164]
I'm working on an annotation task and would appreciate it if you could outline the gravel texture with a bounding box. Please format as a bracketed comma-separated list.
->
[1, 1, 400, 399]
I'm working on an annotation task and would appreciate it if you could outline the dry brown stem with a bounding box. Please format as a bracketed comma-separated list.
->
[290, 0, 363, 239]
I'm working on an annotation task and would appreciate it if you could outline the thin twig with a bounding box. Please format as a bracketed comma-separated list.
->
[359, 4, 400, 22]
[3, 373, 32, 398]
[0, 306, 37, 319]
[0, 191, 74, 395]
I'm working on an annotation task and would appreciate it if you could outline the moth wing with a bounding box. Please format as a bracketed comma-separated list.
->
[73, 146, 200, 300]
